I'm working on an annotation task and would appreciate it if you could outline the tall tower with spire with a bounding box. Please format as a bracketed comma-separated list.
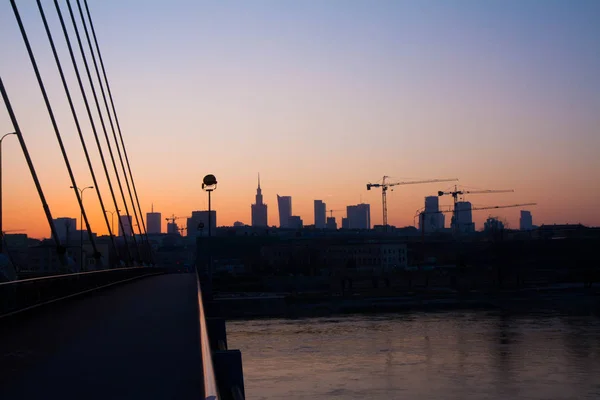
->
[251, 173, 268, 227]
[146, 203, 162, 234]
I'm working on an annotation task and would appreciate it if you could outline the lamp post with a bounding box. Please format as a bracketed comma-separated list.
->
[201, 175, 217, 280]
[201, 174, 217, 237]
[0, 132, 17, 254]
[70, 185, 93, 271]
[104, 209, 119, 235]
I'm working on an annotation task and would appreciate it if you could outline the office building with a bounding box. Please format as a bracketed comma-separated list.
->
[326, 217, 337, 230]
[53, 217, 77, 243]
[119, 215, 133, 236]
[420, 196, 443, 232]
[288, 215, 303, 230]
[146, 209, 162, 234]
[166, 222, 179, 235]
[187, 210, 217, 237]
[452, 201, 474, 233]
[314, 200, 326, 229]
[277, 195, 292, 228]
[346, 203, 371, 230]
[520, 210, 533, 231]
[251, 174, 268, 227]
[341, 217, 349, 229]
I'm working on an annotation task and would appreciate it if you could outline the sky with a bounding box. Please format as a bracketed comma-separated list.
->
[1, 0, 599, 239]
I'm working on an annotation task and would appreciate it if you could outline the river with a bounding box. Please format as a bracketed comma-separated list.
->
[228, 311, 600, 399]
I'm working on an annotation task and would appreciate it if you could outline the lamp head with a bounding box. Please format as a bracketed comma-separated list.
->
[202, 174, 217, 191]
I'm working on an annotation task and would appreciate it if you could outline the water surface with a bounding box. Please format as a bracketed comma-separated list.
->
[229, 311, 600, 399]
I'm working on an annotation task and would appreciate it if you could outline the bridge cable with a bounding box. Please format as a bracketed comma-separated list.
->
[36, 0, 120, 265]
[10, 0, 102, 267]
[0, 76, 66, 263]
[74, 0, 147, 261]
[53, 0, 133, 266]
[63, 0, 142, 264]
[82, 0, 152, 261]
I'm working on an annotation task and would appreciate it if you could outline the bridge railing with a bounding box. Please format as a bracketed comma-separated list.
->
[0, 267, 162, 318]
[196, 267, 219, 400]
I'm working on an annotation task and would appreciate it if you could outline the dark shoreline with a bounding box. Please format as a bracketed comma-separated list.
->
[213, 287, 600, 320]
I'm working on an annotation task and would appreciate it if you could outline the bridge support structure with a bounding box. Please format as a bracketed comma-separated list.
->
[213, 349, 245, 400]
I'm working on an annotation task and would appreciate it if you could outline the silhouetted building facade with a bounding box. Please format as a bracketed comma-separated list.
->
[452, 201, 474, 233]
[288, 215, 303, 229]
[251, 174, 268, 227]
[484, 217, 504, 232]
[166, 222, 179, 235]
[187, 210, 217, 237]
[326, 217, 337, 230]
[341, 217, 349, 229]
[146, 212, 161, 234]
[277, 195, 292, 228]
[346, 203, 371, 230]
[420, 196, 443, 232]
[314, 200, 326, 229]
[119, 215, 133, 236]
[52, 217, 77, 244]
[262, 240, 408, 273]
[520, 210, 533, 230]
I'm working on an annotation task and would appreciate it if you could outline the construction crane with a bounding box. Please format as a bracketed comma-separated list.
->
[367, 176, 458, 228]
[165, 214, 182, 224]
[437, 185, 514, 232]
[415, 202, 537, 239]
[165, 215, 188, 235]
[327, 209, 343, 218]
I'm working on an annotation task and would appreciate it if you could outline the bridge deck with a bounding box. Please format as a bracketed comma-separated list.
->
[0, 273, 203, 399]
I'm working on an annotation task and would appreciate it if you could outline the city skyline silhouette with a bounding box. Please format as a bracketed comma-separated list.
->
[1, 1, 599, 239]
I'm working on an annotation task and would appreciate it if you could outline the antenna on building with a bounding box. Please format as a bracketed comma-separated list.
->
[258, 172, 261, 189]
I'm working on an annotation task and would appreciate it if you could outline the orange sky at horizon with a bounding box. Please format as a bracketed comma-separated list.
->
[1, 1, 600, 239]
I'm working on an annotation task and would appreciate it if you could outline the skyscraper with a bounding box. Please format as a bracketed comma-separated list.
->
[146, 205, 161, 234]
[119, 215, 133, 236]
[314, 200, 326, 229]
[520, 210, 533, 230]
[346, 203, 371, 230]
[420, 196, 443, 232]
[277, 195, 292, 228]
[452, 201, 474, 233]
[251, 174, 268, 227]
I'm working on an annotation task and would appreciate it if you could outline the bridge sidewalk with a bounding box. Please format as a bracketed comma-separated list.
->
[0, 273, 203, 400]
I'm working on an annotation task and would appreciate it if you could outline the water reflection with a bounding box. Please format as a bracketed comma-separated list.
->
[229, 311, 600, 400]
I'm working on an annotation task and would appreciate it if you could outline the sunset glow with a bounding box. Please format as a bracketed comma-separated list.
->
[1, 1, 599, 239]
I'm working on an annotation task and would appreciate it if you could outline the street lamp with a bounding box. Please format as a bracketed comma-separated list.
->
[0, 132, 17, 254]
[201, 174, 217, 283]
[104, 209, 120, 235]
[201, 174, 217, 237]
[70, 185, 93, 271]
